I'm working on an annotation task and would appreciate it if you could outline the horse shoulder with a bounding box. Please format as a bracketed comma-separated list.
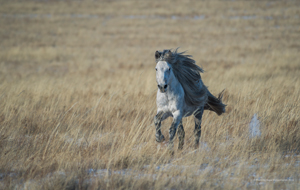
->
[167, 81, 185, 113]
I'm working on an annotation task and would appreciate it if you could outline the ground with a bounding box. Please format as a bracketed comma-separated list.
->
[0, 0, 299, 189]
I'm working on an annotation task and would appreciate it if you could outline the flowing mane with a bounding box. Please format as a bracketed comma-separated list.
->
[155, 48, 207, 107]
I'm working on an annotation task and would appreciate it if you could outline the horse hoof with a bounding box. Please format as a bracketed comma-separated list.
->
[156, 135, 165, 142]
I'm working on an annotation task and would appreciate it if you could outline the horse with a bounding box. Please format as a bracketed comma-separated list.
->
[154, 48, 226, 152]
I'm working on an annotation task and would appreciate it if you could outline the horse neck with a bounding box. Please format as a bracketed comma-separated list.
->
[168, 72, 182, 93]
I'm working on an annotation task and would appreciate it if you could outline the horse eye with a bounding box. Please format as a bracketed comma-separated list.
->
[155, 68, 157, 71]
[168, 68, 171, 71]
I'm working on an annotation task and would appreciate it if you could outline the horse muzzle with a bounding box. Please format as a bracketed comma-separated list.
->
[158, 84, 168, 93]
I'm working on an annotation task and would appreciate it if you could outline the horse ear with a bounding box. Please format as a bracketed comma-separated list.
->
[155, 51, 161, 60]
[166, 50, 172, 58]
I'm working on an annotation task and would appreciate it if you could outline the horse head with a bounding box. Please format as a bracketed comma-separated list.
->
[155, 50, 174, 93]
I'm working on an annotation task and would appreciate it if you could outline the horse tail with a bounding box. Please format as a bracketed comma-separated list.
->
[204, 89, 226, 115]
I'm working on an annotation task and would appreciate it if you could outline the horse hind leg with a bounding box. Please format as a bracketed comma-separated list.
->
[177, 121, 185, 150]
[194, 106, 204, 149]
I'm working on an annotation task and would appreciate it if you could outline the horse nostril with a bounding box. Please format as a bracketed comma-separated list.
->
[157, 84, 167, 92]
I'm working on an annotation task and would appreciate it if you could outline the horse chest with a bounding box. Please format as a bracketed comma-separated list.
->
[157, 90, 184, 113]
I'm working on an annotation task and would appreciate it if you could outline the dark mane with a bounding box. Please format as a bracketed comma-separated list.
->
[155, 48, 207, 107]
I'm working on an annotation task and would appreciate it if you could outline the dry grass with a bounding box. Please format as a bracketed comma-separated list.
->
[0, 0, 300, 189]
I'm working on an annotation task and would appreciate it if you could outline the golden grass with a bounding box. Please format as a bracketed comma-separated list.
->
[0, 0, 299, 189]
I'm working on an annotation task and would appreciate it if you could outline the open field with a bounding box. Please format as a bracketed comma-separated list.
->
[0, 0, 300, 189]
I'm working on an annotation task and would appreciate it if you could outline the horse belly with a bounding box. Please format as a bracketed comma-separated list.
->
[182, 104, 199, 118]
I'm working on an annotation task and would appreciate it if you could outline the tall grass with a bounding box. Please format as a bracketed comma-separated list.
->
[0, 0, 299, 189]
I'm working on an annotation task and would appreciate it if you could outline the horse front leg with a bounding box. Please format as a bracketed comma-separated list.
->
[194, 106, 204, 149]
[177, 121, 185, 150]
[154, 111, 165, 142]
[169, 111, 182, 153]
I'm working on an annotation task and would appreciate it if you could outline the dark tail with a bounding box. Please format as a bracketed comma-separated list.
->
[204, 89, 226, 115]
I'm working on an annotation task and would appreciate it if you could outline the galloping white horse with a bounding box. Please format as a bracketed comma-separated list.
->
[154, 49, 226, 151]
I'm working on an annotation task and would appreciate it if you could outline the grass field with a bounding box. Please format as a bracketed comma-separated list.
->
[0, 0, 300, 189]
